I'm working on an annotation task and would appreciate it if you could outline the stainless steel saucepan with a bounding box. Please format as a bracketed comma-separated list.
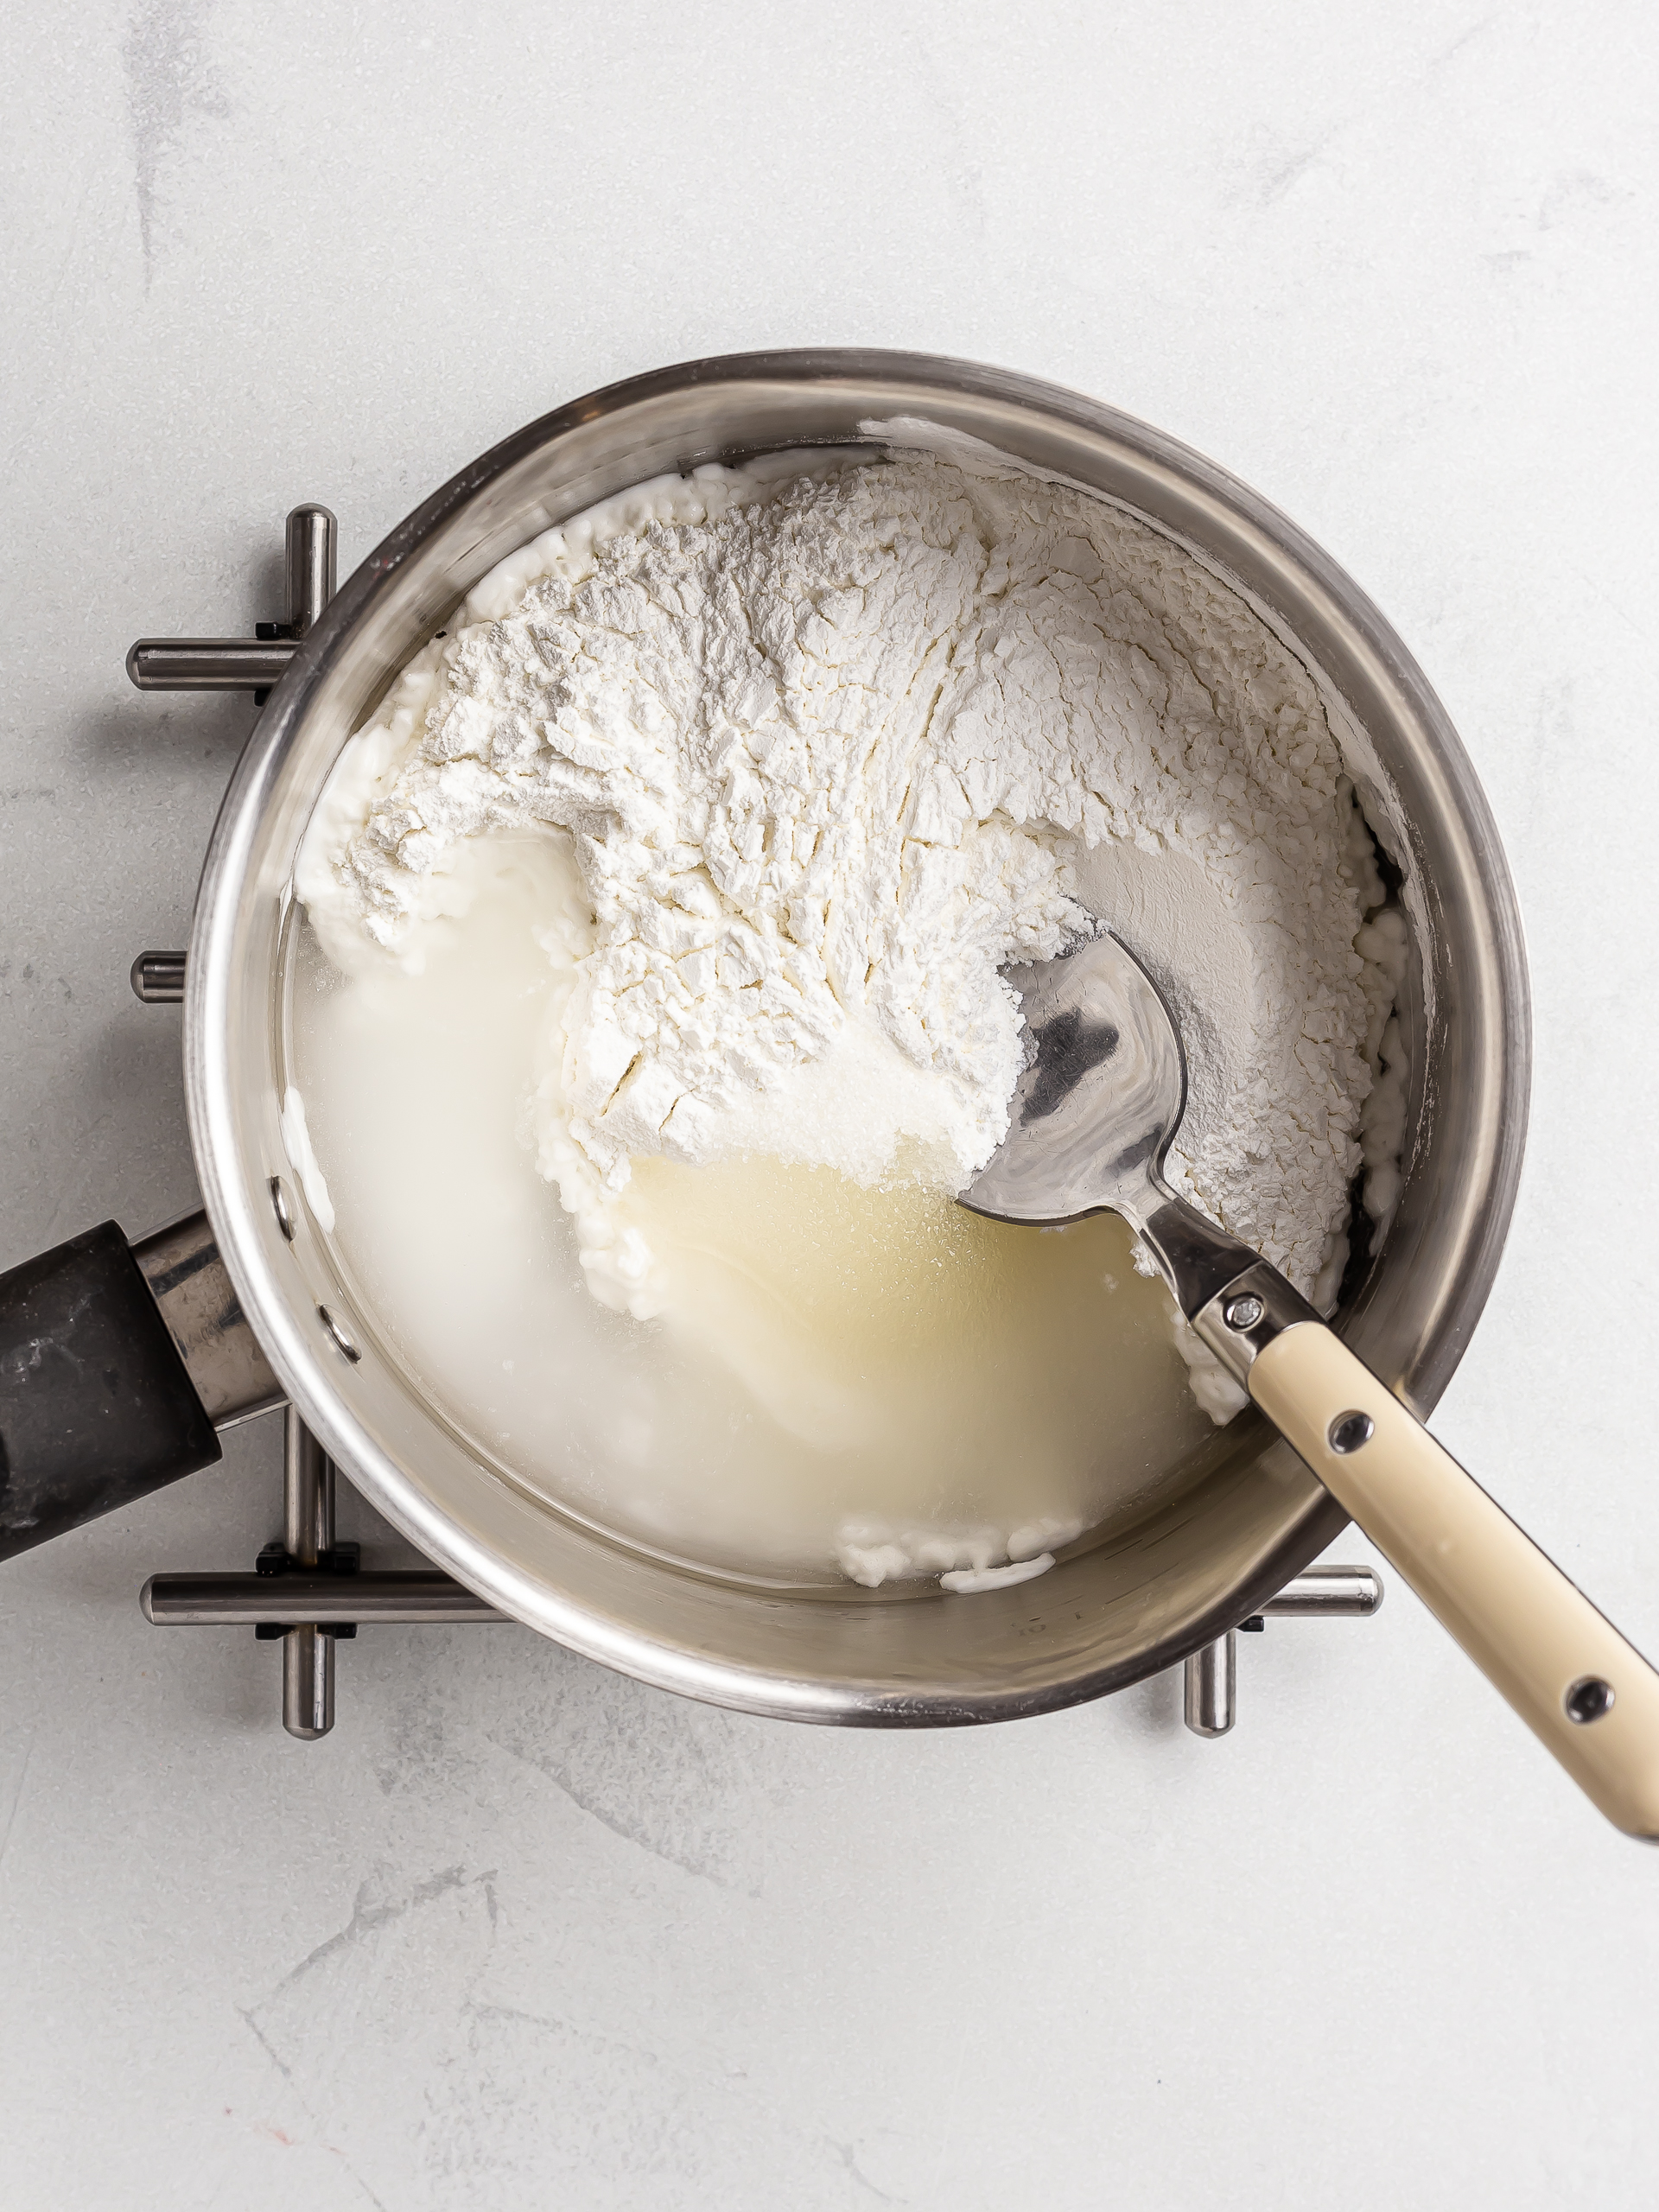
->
[0, 351, 1532, 1740]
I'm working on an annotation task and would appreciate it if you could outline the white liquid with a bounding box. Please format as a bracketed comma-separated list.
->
[289, 834, 1219, 1581]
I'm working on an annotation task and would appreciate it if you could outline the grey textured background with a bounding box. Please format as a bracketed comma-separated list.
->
[3, 3, 1657, 2206]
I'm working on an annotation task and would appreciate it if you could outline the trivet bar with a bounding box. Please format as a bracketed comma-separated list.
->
[1181, 1564, 1383, 1738]
[143, 1572, 506, 1626]
[140, 1411, 505, 1737]
[126, 503, 334, 694]
[285, 503, 335, 634]
[127, 505, 338, 999]
[125, 638, 296, 691]
[143, 1541, 1379, 1740]
[283, 1413, 334, 1740]
[1257, 1565, 1382, 1618]
[1185, 1630, 1235, 1738]
[130, 950, 187, 1003]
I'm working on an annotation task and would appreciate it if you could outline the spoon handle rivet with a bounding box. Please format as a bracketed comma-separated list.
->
[1565, 1676, 1616, 1725]
[1224, 1293, 1265, 1331]
[1328, 1410, 1375, 1454]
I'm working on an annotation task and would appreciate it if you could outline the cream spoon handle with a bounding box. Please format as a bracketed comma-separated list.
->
[1249, 1320, 1659, 1840]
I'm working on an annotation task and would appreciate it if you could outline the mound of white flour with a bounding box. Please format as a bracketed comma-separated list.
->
[298, 439, 1402, 1373]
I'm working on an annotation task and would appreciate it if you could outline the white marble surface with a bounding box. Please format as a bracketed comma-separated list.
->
[3, 3, 1658, 2204]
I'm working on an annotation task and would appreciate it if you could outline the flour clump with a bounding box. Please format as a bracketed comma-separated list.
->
[299, 440, 1401, 1432]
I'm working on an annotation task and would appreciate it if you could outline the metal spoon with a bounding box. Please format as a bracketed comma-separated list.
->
[962, 931, 1659, 1839]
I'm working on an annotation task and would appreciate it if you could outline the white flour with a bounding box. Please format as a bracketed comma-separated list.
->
[296, 439, 1404, 1571]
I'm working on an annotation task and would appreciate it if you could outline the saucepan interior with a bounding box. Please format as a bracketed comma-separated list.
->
[187, 351, 1530, 1724]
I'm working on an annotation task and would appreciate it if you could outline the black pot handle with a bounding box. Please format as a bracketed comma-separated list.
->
[0, 1214, 283, 1563]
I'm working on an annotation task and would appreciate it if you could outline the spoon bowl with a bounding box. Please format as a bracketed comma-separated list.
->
[961, 931, 1188, 1229]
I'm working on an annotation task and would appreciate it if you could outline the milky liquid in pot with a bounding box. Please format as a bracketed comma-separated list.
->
[288, 834, 1217, 1582]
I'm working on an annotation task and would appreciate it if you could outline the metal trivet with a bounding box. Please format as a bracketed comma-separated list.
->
[127, 504, 1384, 1740]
